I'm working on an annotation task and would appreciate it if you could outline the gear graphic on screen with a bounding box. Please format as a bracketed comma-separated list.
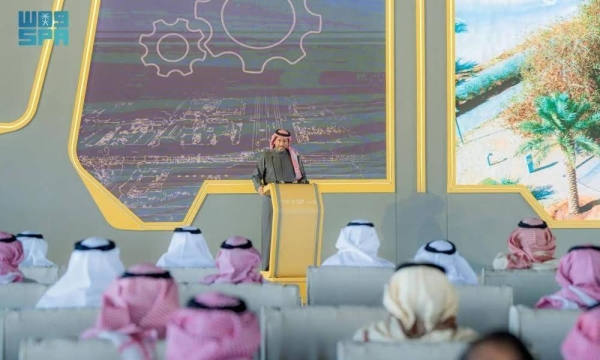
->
[194, 0, 322, 74]
[139, 18, 207, 77]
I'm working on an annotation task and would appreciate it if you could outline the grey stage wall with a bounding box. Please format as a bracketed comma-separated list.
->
[0, 0, 597, 268]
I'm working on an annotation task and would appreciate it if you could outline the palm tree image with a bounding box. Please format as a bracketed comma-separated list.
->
[455, 0, 600, 221]
[518, 93, 600, 215]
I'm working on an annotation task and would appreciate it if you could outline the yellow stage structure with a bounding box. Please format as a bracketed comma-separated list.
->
[260, 183, 324, 302]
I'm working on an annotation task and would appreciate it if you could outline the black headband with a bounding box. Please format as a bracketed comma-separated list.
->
[74, 239, 116, 251]
[220, 239, 253, 250]
[424, 240, 456, 255]
[518, 220, 548, 229]
[346, 222, 374, 227]
[587, 302, 600, 311]
[16, 233, 44, 239]
[187, 297, 247, 313]
[275, 129, 291, 137]
[568, 245, 600, 253]
[396, 261, 446, 274]
[121, 270, 172, 279]
[0, 235, 17, 243]
[174, 227, 201, 234]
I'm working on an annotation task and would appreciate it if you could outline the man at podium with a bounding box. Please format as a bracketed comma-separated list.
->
[251, 129, 308, 270]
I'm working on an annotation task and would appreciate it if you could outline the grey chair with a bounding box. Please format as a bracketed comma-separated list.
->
[508, 305, 579, 360]
[481, 268, 559, 307]
[3, 308, 98, 360]
[179, 283, 301, 311]
[19, 338, 166, 360]
[306, 266, 394, 306]
[261, 306, 387, 360]
[337, 340, 469, 360]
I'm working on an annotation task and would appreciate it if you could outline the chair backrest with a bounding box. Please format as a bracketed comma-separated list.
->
[179, 283, 301, 311]
[481, 268, 559, 307]
[3, 308, 98, 360]
[0, 283, 49, 310]
[455, 285, 512, 333]
[509, 305, 579, 360]
[19, 267, 60, 285]
[336, 340, 469, 360]
[261, 306, 387, 360]
[163, 267, 218, 283]
[306, 266, 394, 306]
[19, 338, 166, 360]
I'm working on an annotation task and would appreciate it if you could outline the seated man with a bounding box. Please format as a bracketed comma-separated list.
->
[36, 237, 125, 308]
[156, 226, 215, 268]
[17, 231, 55, 267]
[414, 240, 478, 285]
[321, 220, 394, 268]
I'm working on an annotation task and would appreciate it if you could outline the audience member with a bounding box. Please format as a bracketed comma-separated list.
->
[17, 231, 55, 267]
[201, 236, 263, 284]
[81, 263, 179, 360]
[0, 231, 25, 283]
[166, 292, 260, 360]
[321, 220, 394, 268]
[536, 245, 600, 310]
[493, 218, 557, 270]
[36, 237, 125, 308]
[460, 331, 534, 360]
[353, 262, 478, 342]
[157, 227, 215, 268]
[414, 240, 478, 285]
[561, 305, 600, 360]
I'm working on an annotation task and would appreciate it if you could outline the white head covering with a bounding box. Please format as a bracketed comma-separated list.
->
[354, 263, 478, 343]
[321, 220, 394, 268]
[16, 231, 55, 267]
[156, 227, 215, 268]
[414, 240, 478, 285]
[35, 237, 125, 309]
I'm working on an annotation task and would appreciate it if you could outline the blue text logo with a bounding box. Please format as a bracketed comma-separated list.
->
[18, 11, 69, 46]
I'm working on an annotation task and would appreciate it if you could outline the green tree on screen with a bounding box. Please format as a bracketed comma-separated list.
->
[518, 92, 600, 215]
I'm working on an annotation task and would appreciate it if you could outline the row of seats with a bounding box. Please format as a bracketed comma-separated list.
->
[10, 305, 577, 360]
[0, 282, 513, 334]
[18, 266, 219, 285]
[19, 337, 469, 360]
[21, 265, 560, 307]
[0, 282, 300, 311]
[307, 266, 559, 307]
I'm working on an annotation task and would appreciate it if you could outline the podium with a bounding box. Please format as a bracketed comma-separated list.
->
[261, 183, 324, 301]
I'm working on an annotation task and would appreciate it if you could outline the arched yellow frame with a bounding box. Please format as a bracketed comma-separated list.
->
[416, 0, 426, 193]
[0, 0, 64, 135]
[446, 0, 599, 228]
[69, 0, 406, 230]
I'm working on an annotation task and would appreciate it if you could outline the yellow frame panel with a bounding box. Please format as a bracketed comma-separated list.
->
[69, 0, 404, 230]
[0, 0, 64, 134]
[416, 0, 426, 193]
[446, 0, 598, 228]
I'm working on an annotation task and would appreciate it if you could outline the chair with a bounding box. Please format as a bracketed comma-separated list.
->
[455, 285, 512, 333]
[19, 267, 60, 285]
[0, 283, 49, 309]
[336, 340, 469, 360]
[509, 305, 579, 360]
[308, 266, 512, 334]
[2, 308, 98, 360]
[306, 266, 394, 306]
[261, 306, 387, 360]
[162, 267, 218, 283]
[481, 268, 559, 307]
[19, 338, 166, 360]
[179, 283, 301, 311]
